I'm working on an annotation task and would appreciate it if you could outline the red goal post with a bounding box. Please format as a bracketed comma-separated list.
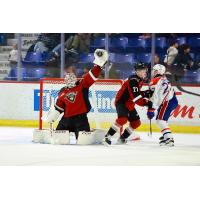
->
[39, 78, 123, 130]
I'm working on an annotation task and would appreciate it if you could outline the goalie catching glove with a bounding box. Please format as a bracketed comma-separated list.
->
[93, 49, 109, 68]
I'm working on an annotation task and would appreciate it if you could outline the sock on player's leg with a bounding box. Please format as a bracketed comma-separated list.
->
[157, 120, 174, 146]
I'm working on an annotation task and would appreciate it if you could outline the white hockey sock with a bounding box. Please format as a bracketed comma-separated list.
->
[156, 120, 173, 139]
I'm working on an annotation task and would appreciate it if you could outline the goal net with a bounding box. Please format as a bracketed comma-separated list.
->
[39, 78, 123, 130]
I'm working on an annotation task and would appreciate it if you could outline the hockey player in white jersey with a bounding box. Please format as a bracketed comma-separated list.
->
[147, 64, 178, 146]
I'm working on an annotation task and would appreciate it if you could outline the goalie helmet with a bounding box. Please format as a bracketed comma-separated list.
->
[64, 73, 77, 88]
[152, 64, 166, 77]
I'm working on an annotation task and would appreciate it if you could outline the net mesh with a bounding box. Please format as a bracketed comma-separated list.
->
[39, 78, 123, 130]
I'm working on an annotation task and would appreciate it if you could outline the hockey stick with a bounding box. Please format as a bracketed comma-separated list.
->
[50, 122, 54, 137]
[172, 74, 200, 97]
[148, 119, 152, 137]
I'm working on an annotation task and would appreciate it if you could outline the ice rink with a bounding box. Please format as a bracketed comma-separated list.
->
[0, 127, 200, 165]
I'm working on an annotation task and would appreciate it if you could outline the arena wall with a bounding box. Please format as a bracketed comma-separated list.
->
[0, 81, 199, 133]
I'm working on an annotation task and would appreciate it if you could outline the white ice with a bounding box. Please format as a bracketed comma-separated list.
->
[0, 127, 200, 165]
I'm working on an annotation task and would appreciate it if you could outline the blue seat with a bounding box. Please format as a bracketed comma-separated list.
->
[0, 34, 6, 45]
[115, 68, 134, 79]
[110, 53, 135, 64]
[156, 37, 167, 52]
[188, 37, 200, 48]
[109, 37, 128, 52]
[79, 53, 94, 63]
[24, 52, 46, 63]
[181, 71, 200, 83]
[90, 37, 106, 48]
[190, 53, 195, 60]
[6, 68, 28, 80]
[195, 54, 200, 61]
[127, 38, 146, 52]
[137, 53, 152, 64]
[27, 68, 46, 80]
[176, 37, 187, 45]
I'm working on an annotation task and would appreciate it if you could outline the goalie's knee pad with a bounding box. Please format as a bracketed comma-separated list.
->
[115, 117, 128, 127]
[130, 119, 141, 129]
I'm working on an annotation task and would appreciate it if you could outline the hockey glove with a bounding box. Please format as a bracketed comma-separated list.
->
[141, 89, 153, 98]
[93, 49, 109, 68]
[147, 108, 155, 119]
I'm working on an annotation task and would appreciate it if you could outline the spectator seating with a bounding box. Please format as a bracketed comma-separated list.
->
[90, 37, 106, 52]
[27, 68, 46, 80]
[127, 38, 146, 52]
[23, 52, 48, 67]
[79, 53, 94, 63]
[0, 34, 6, 45]
[109, 37, 128, 53]
[176, 37, 187, 45]
[109, 53, 135, 64]
[3, 34, 200, 82]
[181, 70, 200, 84]
[190, 53, 195, 60]
[137, 53, 152, 64]
[156, 37, 167, 52]
[188, 37, 200, 52]
[195, 54, 200, 61]
[5, 67, 28, 80]
[5, 67, 46, 81]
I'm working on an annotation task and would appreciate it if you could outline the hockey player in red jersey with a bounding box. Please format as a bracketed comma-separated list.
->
[44, 49, 109, 139]
[104, 63, 152, 145]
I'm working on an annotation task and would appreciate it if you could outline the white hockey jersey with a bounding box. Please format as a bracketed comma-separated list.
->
[149, 75, 175, 109]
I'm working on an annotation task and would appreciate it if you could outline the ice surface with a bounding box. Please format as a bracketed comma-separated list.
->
[0, 127, 200, 166]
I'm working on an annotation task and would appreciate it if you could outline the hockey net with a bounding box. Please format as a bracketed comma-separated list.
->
[39, 78, 123, 130]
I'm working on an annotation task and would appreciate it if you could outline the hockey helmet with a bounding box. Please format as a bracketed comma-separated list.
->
[152, 64, 166, 76]
[134, 62, 147, 71]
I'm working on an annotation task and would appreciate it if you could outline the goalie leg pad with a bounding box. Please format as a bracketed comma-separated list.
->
[51, 130, 70, 145]
[77, 129, 106, 145]
[77, 131, 96, 145]
[33, 129, 51, 143]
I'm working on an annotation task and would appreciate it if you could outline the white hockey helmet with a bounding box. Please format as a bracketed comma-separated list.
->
[64, 73, 77, 88]
[152, 64, 166, 77]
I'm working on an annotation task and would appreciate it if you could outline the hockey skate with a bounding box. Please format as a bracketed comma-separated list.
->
[117, 137, 127, 145]
[102, 135, 112, 145]
[159, 137, 174, 147]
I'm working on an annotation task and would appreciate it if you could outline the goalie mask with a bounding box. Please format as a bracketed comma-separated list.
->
[152, 64, 166, 77]
[64, 73, 77, 88]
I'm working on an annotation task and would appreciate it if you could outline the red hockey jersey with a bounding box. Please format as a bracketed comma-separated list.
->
[55, 65, 102, 118]
[115, 75, 148, 111]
